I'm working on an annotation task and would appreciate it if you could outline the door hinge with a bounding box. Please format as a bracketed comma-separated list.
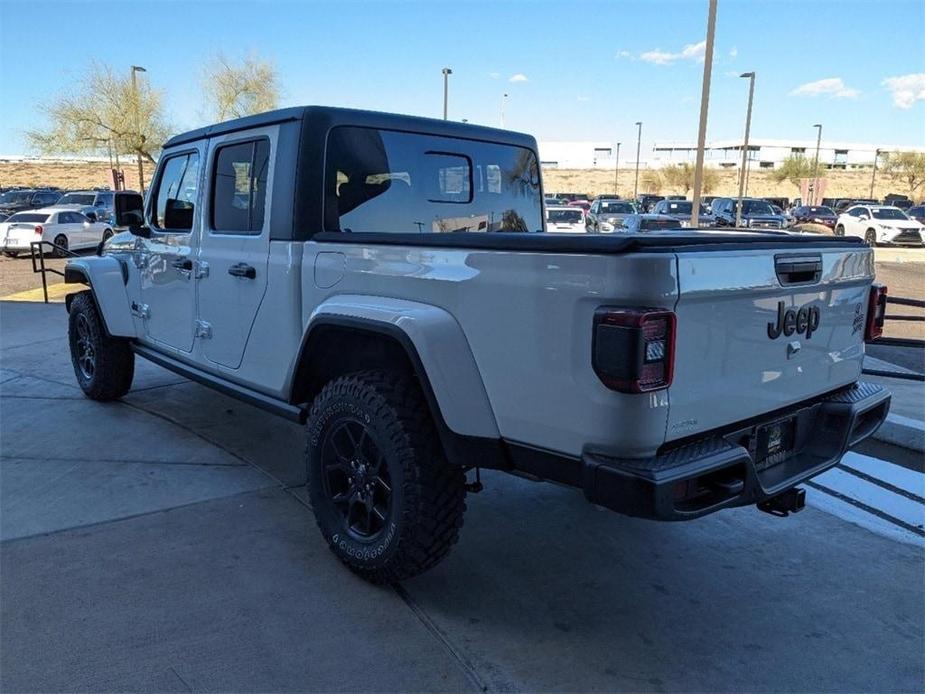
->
[194, 260, 210, 279]
[130, 301, 150, 319]
[195, 320, 213, 339]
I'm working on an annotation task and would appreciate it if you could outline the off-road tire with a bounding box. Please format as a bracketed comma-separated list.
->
[865, 229, 878, 247]
[68, 291, 134, 400]
[834, 224, 845, 236]
[53, 234, 68, 257]
[305, 370, 466, 583]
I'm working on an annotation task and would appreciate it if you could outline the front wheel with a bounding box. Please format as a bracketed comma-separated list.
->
[101, 228, 113, 242]
[834, 224, 845, 236]
[305, 370, 466, 583]
[68, 292, 135, 400]
[865, 229, 878, 247]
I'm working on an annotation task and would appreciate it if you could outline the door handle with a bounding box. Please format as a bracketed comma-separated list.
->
[228, 262, 256, 279]
[171, 258, 193, 278]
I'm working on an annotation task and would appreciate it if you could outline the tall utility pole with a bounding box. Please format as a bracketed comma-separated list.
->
[633, 122, 643, 199]
[811, 123, 823, 205]
[500, 93, 508, 128]
[441, 67, 452, 120]
[690, 0, 718, 229]
[131, 65, 147, 194]
[613, 142, 621, 195]
[735, 71, 756, 228]
[869, 148, 880, 199]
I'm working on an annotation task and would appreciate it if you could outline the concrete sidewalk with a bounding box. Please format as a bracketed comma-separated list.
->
[2, 300, 923, 693]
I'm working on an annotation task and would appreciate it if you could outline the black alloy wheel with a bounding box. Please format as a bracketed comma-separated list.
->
[321, 418, 392, 541]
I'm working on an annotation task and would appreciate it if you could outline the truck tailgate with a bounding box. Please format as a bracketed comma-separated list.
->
[667, 246, 874, 442]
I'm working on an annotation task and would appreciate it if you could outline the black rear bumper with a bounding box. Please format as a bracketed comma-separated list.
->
[581, 382, 890, 521]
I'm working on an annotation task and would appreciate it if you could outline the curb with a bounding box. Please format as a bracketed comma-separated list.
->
[872, 413, 925, 453]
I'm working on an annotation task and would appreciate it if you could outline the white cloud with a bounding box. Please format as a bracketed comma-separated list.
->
[488, 72, 501, 80]
[509, 73, 528, 83]
[789, 77, 859, 99]
[639, 40, 705, 66]
[729, 47, 738, 58]
[616, 49, 632, 59]
[577, 96, 591, 102]
[882, 73, 925, 109]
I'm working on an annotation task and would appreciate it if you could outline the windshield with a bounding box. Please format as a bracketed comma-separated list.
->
[640, 218, 682, 231]
[664, 201, 708, 215]
[600, 201, 635, 214]
[741, 200, 774, 215]
[56, 193, 96, 205]
[7, 213, 49, 223]
[547, 209, 583, 224]
[871, 207, 909, 220]
[0, 191, 32, 204]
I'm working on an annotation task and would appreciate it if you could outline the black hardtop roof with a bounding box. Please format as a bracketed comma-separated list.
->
[163, 105, 537, 150]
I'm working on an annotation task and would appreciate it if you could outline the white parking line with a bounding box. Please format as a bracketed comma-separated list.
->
[807, 452, 925, 546]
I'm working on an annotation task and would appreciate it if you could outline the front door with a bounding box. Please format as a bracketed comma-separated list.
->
[196, 129, 273, 369]
[138, 147, 203, 353]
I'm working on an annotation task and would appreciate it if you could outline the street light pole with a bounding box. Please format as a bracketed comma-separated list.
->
[131, 65, 147, 194]
[735, 71, 756, 228]
[869, 148, 880, 199]
[690, 0, 718, 229]
[811, 123, 822, 205]
[633, 122, 642, 199]
[500, 93, 508, 128]
[614, 142, 621, 196]
[441, 68, 452, 120]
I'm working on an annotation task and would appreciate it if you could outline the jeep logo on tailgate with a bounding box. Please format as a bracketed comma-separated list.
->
[767, 301, 820, 340]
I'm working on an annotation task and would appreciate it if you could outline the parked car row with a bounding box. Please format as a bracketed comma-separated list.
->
[542, 194, 924, 246]
[0, 187, 130, 226]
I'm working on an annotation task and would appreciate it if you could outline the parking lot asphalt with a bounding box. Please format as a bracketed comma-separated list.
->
[2, 300, 924, 693]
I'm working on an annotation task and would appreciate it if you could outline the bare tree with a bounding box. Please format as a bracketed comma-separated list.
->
[660, 163, 719, 194]
[27, 61, 169, 163]
[770, 155, 815, 191]
[881, 151, 925, 197]
[203, 53, 280, 121]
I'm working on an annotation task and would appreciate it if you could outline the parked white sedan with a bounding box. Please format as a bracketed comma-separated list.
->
[834, 205, 924, 246]
[1, 208, 114, 257]
[545, 205, 587, 233]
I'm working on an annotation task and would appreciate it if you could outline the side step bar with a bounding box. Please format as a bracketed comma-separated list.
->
[132, 344, 308, 424]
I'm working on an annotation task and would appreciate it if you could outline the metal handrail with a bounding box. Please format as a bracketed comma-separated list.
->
[29, 241, 78, 304]
[887, 296, 925, 309]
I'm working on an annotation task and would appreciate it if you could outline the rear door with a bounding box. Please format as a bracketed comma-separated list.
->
[666, 244, 872, 442]
[195, 128, 274, 369]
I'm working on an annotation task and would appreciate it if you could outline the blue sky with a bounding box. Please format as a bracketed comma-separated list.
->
[1, 0, 923, 154]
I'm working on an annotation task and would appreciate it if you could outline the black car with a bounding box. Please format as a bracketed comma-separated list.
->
[792, 205, 837, 229]
[586, 197, 638, 232]
[834, 198, 879, 214]
[0, 189, 60, 216]
[711, 197, 788, 229]
[635, 194, 665, 212]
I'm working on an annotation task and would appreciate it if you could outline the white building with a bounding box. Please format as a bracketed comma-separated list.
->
[538, 139, 925, 171]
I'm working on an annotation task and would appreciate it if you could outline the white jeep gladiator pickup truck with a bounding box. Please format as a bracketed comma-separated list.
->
[64, 106, 890, 583]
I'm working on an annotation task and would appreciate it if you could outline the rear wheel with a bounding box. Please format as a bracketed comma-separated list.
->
[305, 370, 466, 584]
[865, 229, 878, 247]
[68, 292, 135, 400]
[53, 234, 68, 257]
[834, 224, 845, 236]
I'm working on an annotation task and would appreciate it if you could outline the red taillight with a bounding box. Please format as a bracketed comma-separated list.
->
[865, 284, 887, 342]
[34, 225, 43, 235]
[592, 307, 676, 393]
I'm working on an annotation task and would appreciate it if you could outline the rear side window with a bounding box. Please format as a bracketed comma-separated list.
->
[153, 152, 200, 231]
[211, 139, 270, 234]
[324, 126, 542, 234]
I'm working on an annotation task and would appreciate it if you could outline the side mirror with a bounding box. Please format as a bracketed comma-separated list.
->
[85, 212, 97, 223]
[114, 191, 145, 228]
[859, 214, 869, 221]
